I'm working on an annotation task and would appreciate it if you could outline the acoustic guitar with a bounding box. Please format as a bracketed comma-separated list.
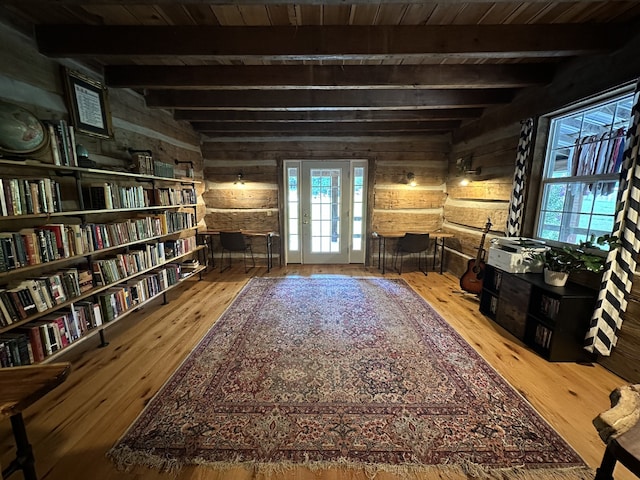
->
[459, 218, 492, 295]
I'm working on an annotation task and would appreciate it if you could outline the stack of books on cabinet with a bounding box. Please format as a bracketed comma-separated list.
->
[0, 158, 204, 368]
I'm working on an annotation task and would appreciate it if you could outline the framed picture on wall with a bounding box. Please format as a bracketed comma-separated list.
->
[62, 67, 113, 139]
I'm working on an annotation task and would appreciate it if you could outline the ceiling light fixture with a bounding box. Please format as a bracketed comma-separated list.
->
[234, 173, 245, 185]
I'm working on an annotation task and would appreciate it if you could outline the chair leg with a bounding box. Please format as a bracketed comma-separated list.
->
[420, 251, 428, 276]
[220, 249, 231, 273]
[242, 246, 256, 273]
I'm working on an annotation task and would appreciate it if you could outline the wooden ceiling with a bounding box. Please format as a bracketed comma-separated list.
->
[3, 1, 640, 140]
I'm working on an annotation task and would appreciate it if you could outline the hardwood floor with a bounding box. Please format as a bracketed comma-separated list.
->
[0, 264, 634, 480]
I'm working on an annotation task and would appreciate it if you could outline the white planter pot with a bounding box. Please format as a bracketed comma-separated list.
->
[544, 268, 569, 287]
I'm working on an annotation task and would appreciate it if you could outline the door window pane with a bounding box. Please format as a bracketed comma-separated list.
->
[287, 167, 299, 252]
[310, 168, 341, 253]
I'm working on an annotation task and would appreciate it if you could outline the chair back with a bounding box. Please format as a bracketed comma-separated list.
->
[220, 231, 247, 252]
[398, 233, 430, 253]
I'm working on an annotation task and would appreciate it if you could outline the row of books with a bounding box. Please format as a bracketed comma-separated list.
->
[131, 153, 154, 176]
[153, 160, 174, 179]
[44, 119, 79, 167]
[83, 183, 151, 210]
[153, 187, 197, 207]
[82, 184, 197, 210]
[0, 177, 62, 217]
[97, 264, 181, 322]
[0, 237, 198, 326]
[0, 262, 186, 366]
[533, 323, 554, 350]
[0, 301, 103, 367]
[0, 213, 195, 272]
[129, 153, 175, 179]
[0, 268, 91, 327]
[539, 295, 561, 320]
[93, 243, 167, 286]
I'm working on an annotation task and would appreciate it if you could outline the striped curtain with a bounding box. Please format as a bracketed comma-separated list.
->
[506, 118, 535, 237]
[584, 82, 640, 356]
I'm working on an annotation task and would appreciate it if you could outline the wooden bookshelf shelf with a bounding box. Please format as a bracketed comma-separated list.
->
[0, 159, 205, 368]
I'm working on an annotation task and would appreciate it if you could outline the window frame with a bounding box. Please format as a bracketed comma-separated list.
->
[532, 86, 634, 249]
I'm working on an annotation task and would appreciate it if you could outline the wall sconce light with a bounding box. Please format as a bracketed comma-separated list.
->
[234, 173, 245, 185]
[406, 172, 417, 187]
[456, 156, 481, 186]
[459, 167, 482, 186]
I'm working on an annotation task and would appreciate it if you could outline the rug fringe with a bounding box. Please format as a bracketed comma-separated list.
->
[106, 444, 183, 475]
[107, 445, 595, 480]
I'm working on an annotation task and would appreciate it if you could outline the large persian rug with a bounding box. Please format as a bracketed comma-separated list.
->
[108, 276, 592, 478]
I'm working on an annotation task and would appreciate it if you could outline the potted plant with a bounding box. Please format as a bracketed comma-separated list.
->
[527, 235, 619, 286]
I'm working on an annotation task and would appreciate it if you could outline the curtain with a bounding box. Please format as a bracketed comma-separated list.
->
[585, 81, 640, 356]
[506, 118, 535, 237]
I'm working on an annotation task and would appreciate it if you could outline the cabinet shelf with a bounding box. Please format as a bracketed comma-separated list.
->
[479, 264, 597, 362]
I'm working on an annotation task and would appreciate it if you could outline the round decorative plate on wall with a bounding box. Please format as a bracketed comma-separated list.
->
[0, 99, 48, 155]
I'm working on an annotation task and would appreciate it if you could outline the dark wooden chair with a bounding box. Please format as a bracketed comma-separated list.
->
[219, 231, 255, 273]
[393, 233, 430, 275]
[593, 384, 640, 480]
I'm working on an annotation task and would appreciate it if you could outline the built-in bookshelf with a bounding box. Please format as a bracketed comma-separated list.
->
[0, 158, 206, 368]
[480, 264, 597, 362]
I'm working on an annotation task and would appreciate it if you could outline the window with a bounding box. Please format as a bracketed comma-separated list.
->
[536, 91, 633, 246]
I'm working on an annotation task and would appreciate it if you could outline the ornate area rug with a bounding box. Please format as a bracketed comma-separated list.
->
[108, 276, 592, 478]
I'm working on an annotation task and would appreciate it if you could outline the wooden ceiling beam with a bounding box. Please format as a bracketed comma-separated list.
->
[105, 64, 553, 89]
[145, 89, 513, 109]
[191, 120, 459, 132]
[36, 25, 625, 59]
[173, 109, 483, 122]
[7, 0, 626, 4]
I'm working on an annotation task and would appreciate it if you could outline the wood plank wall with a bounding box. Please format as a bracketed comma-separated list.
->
[448, 32, 640, 383]
[200, 137, 451, 263]
[0, 24, 206, 259]
[445, 123, 520, 277]
[0, 25, 205, 217]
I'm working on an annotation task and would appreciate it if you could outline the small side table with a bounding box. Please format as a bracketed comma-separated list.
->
[1, 362, 71, 480]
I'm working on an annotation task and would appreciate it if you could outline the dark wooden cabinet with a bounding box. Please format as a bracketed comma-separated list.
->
[479, 264, 597, 362]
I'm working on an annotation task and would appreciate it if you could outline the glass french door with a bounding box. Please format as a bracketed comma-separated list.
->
[284, 160, 367, 264]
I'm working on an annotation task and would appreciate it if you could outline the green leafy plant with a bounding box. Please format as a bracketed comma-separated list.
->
[527, 235, 620, 274]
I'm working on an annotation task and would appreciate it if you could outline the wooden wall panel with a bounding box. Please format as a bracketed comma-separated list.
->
[375, 163, 447, 187]
[598, 296, 640, 383]
[374, 189, 447, 210]
[444, 202, 508, 231]
[445, 123, 519, 277]
[371, 211, 441, 233]
[202, 139, 451, 259]
[204, 211, 279, 232]
[446, 180, 513, 203]
[203, 162, 279, 185]
[202, 188, 278, 209]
